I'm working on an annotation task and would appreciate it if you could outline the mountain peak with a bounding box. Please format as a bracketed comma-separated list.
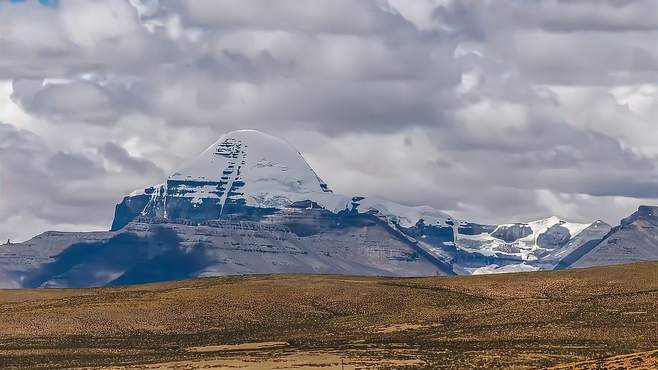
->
[636, 205, 658, 217]
[537, 215, 563, 224]
[168, 129, 332, 209]
[112, 129, 458, 230]
[621, 205, 658, 226]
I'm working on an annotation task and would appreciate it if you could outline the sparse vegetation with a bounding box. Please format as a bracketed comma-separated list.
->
[0, 262, 656, 369]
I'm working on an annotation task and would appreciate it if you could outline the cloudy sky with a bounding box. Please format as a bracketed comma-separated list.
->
[0, 0, 656, 241]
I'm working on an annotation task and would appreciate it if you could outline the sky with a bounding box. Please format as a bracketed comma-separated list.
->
[0, 0, 656, 242]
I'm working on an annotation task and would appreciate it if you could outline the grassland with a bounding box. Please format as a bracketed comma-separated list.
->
[0, 262, 656, 369]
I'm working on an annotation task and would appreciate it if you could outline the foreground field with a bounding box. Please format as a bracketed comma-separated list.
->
[0, 262, 656, 369]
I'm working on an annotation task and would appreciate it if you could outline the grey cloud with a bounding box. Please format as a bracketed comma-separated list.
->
[436, 0, 657, 85]
[535, 0, 657, 33]
[168, 0, 416, 35]
[100, 142, 164, 176]
[0, 0, 175, 79]
[0, 122, 44, 152]
[47, 151, 104, 179]
[0, 124, 164, 241]
[0, 0, 655, 240]
[436, 0, 657, 36]
[425, 118, 658, 200]
[12, 79, 136, 124]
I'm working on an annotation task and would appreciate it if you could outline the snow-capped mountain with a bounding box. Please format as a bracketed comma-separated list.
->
[451, 217, 609, 274]
[112, 130, 454, 230]
[0, 129, 654, 288]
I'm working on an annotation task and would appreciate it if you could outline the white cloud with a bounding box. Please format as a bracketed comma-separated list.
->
[0, 0, 655, 241]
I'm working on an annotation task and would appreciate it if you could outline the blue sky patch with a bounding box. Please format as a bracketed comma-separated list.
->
[8, 0, 58, 6]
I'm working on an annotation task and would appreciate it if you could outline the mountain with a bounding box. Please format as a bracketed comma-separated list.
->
[451, 217, 605, 274]
[566, 206, 658, 269]
[0, 129, 655, 288]
[112, 130, 453, 231]
[552, 220, 612, 269]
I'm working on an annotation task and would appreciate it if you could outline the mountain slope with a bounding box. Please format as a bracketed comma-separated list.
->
[112, 130, 454, 231]
[1, 129, 654, 288]
[553, 220, 612, 269]
[569, 206, 658, 269]
[2, 212, 453, 288]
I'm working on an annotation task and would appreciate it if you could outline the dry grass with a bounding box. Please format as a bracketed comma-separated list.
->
[549, 349, 658, 370]
[0, 262, 656, 369]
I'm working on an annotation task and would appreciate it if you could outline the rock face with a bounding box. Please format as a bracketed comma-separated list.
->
[552, 220, 612, 269]
[112, 130, 335, 230]
[490, 224, 533, 243]
[0, 230, 116, 288]
[569, 206, 658, 269]
[536, 225, 572, 249]
[111, 130, 455, 231]
[451, 216, 596, 273]
[1, 129, 655, 288]
[3, 213, 451, 288]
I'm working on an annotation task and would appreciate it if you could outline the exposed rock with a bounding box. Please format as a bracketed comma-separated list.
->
[536, 224, 572, 249]
[491, 224, 533, 243]
[552, 220, 612, 269]
[1, 129, 654, 288]
[569, 206, 658, 269]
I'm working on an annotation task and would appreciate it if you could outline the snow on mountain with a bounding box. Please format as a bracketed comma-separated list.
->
[168, 129, 334, 209]
[453, 216, 594, 270]
[112, 129, 609, 277]
[3, 128, 649, 289]
[118, 129, 454, 230]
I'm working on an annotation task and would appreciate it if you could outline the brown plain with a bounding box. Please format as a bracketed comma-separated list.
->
[0, 262, 656, 369]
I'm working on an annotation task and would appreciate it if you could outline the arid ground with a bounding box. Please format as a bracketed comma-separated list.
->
[0, 262, 656, 369]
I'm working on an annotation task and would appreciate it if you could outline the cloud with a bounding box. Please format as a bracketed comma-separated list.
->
[11, 79, 135, 123]
[169, 0, 414, 35]
[0, 0, 173, 78]
[0, 123, 164, 241]
[0, 0, 655, 241]
[435, 0, 657, 85]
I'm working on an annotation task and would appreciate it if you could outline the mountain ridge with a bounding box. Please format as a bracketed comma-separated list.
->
[1, 129, 655, 288]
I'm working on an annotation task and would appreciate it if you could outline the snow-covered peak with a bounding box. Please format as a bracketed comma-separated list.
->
[524, 216, 590, 240]
[453, 215, 596, 271]
[170, 129, 330, 192]
[494, 216, 590, 239]
[164, 129, 456, 226]
[353, 199, 454, 228]
[119, 129, 456, 229]
[168, 129, 332, 209]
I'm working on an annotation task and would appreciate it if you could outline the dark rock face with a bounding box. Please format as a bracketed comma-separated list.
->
[536, 224, 571, 249]
[621, 205, 658, 226]
[0, 230, 116, 288]
[111, 182, 281, 231]
[8, 208, 456, 288]
[263, 206, 356, 237]
[491, 224, 532, 243]
[401, 220, 455, 245]
[111, 192, 151, 231]
[457, 223, 496, 236]
[21, 227, 203, 288]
